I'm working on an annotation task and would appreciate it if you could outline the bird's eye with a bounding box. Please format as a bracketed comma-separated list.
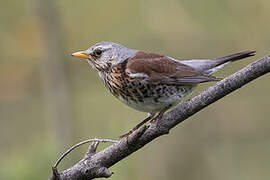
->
[94, 49, 102, 56]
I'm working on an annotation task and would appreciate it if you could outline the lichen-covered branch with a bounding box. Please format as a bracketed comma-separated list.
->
[50, 54, 270, 180]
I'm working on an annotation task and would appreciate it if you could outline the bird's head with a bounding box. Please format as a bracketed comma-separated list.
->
[71, 42, 137, 72]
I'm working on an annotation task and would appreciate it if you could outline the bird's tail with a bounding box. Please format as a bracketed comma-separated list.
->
[205, 50, 256, 74]
[213, 51, 256, 66]
[181, 51, 255, 75]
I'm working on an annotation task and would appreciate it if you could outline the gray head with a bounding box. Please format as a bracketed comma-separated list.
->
[71, 42, 137, 71]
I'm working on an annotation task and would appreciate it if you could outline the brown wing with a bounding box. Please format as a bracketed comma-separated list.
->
[126, 51, 220, 84]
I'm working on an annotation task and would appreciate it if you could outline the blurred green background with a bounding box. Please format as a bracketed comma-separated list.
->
[1, 0, 270, 179]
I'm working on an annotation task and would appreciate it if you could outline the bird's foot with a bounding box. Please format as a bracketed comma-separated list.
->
[119, 113, 155, 139]
[150, 106, 170, 124]
[119, 130, 134, 139]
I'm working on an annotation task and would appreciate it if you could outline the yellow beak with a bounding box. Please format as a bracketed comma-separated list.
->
[71, 51, 89, 59]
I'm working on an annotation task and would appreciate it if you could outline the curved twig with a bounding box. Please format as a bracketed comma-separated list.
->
[53, 139, 118, 168]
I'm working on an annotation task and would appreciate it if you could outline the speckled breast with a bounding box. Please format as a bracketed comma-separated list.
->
[99, 68, 194, 113]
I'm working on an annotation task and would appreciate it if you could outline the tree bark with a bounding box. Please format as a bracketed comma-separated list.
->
[50, 54, 270, 180]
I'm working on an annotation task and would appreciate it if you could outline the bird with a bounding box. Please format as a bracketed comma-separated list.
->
[71, 42, 255, 137]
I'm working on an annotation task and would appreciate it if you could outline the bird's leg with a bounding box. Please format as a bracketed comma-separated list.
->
[150, 105, 171, 123]
[119, 113, 155, 138]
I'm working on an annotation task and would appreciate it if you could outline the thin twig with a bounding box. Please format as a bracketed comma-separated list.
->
[53, 138, 119, 168]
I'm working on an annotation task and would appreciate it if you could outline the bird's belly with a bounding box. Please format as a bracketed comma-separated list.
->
[101, 73, 195, 113]
[118, 95, 180, 113]
[116, 84, 195, 113]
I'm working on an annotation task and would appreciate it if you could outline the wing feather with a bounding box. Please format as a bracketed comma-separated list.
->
[126, 51, 220, 84]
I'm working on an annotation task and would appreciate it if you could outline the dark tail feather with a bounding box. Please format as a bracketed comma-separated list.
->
[214, 50, 256, 66]
[180, 50, 256, 75]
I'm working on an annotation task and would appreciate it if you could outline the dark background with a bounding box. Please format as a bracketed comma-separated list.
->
[1, 0, 270, 179]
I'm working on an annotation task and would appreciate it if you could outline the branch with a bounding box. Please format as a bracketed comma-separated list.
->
[50, 54, 270, 180]
[53, 139, 118, 168]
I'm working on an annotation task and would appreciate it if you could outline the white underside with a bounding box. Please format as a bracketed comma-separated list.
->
[118, 85, 196, 114]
